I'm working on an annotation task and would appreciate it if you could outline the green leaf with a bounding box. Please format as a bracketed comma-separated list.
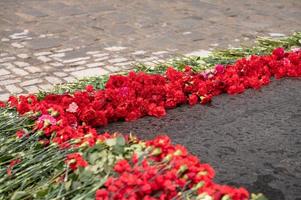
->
[65, 180, 72, 191]
[78, 168, 94, 182]
[88, 152, 100, 164]
[105, 138, 116, 146]
[116, 136, 125, 146]
[251, 193, 268, 200]
[35, 187, 49, 198]
[11, 191, 31, 200]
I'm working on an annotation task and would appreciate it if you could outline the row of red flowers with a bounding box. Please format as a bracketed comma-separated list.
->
[1, 48, 300, 147]
[1, 47, 300, 199]
[95, 135, 249, 200]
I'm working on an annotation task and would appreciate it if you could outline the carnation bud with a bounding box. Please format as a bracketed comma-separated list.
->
[174, 149, 182, 156]
[47, 108, 54, 114]
[71, 138, 82, 144]
[44, 120, 51, 127]
[51, 110, 59, 117]
[33, 111, 42, 117]
[197, 193, 213, 200]
[36, 130, 44, 136]
[50, 142, 59, 148]
[56, 120, 62, 126]
[84, 133, 93, 138]
[197, 171, 208, 177]
[163, 154, 172, 162]
[129, 133, 139, 143]
[182, 174, 188, 180]
[151, 148, 162, 156]
[221, 195, 231, 200]
[67, 159, 77, 165]
[96, 139, 104, 145]
[79, 141, 89, 149]
[193, 181, 205, 190]
[177, 165, 188, 175]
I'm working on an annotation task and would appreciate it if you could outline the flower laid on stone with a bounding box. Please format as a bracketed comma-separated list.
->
[0, 47, 299, 200]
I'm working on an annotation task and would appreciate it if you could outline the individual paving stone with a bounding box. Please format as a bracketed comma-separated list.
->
[14, 61, 30, 67]
[10, 68, 29, 76]
[152, 51, 169, 55]
[49, 53, 65, 58]
[10, 35, 28, 40]
[104, 46, 127, 51]
[0, 75, 16, 81]
[0, 57, 16, 63]
[94, 56, 109, 62]
[0, 69, 11, 75]
[24, 72, 47, 80]
[0, 93, 9, 101]
[41, 65, 53, 71]
[132, 50, 147, 55]
[93, 53, 109, 57]
[1, 38, 10, 42]
[20, 8, 48, 18]
[24, 66, 41, 73]
[182, 31, 192, 35]
[63, 66, 85, 72]
[53, 72, 68, 77]
[114, 61, 134, 66]
[11, 30, 29, 36]
[0, 53, 9, 57]
[105, 65, 122, 72]
[45, 76, 62, 84]
[49, 3, 84, 16]
[39, 84, 53, 91]
[137, 56, 158, 62]
[20, 78, 43, 87]
[55, 48, 73, 53]
[210, 43, 219, 47]
[34, 52, 52, 56]
[17, 54, 29, 59]
[24, 85, 40, 93]
[108, 57, 128, 64]
[269, 33, 286, 37]
[26, 38, 63, 50]
[37, 56, 52, 63]
[86, 62, 105, 68]
[0, 79, 20, 86]
[39, 33, 54, 37]
[63, 76, 77, 82]
[71, 67, 109, 78]
[11, 42, 24, 48]
[63, 48, 89, 60]
[185, 50, 211, 57]
[50, 62, 64, 67]
[1, 62, 15, 68]
[122, 64, 135, 70]
[5, 84, 23, 93]
[70, 60, 87, 66]
[62, 57, 90, 64]
[87, 51, 101, 55]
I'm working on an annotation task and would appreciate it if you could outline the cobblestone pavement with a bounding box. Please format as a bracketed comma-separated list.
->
[0, 0, 300, 100]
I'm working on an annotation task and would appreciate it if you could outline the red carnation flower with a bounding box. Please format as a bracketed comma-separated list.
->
[188, 94, 198, 106]
[86, 84, 94, 92]
[272, 47, 285, 60]
[0, 101, 5, 107]
[66, 153, 88, 170]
